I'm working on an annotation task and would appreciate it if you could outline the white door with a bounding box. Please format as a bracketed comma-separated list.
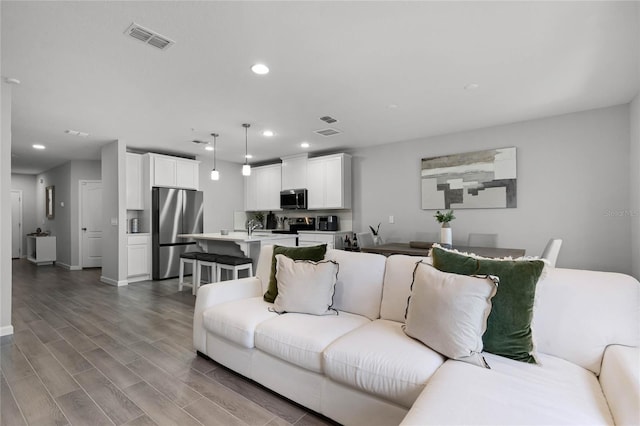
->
[80, 181, 103, 268]
[11, 190, 22, 259]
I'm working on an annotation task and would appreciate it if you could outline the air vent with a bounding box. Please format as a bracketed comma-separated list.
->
[320, 116, 338, 124]
[125, 23, 174, 51]
[192, 140, 208, 145]
[314, 128, 342, 137]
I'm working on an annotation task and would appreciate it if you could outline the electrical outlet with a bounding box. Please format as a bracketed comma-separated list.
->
[389, 215, 395, 224]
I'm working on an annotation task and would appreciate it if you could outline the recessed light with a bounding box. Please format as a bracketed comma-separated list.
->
[251, 63, 269, 75]
[33, 144, 45, 150]
[387, 104, 398, 109]
[245, 154, 253, 159]
[464, 83, 480, 90]
[205, 145, 214, 151]
[262, 130, 274, 137]
[300, 142, 310, 148]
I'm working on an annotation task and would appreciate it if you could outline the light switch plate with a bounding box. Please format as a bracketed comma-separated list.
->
[111, 217, 118, 226]
[389, 215, 395, 224]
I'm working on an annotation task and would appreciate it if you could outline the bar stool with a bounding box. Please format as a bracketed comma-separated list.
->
[178, 252, 200, 294]
[215, 255, 253, 281]
[194, 253, 219, 294]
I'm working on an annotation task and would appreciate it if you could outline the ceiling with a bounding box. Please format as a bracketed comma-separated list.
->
[3, 1, 639, 175]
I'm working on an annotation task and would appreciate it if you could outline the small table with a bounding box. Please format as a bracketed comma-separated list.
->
[360, 242, 525, 259]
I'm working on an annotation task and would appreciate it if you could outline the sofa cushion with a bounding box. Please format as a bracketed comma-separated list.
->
[273, 255, 338, 315]
[202, 297, 277, 348]
[323, 319, 445, 408]
[400, 352, 613, 425]
[263, 244, 327, 303]
[325, 249, 387, 320]
[255, 311, 370, 373]
[404, 261, 498, 368]
[432, 246, 545, 364]
[380, 255, 431, 322]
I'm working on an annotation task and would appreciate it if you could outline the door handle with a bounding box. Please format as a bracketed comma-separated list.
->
[82, 228, 87, 231]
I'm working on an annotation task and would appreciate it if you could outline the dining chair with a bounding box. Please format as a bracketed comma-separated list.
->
[357, 232, 376, 248]
[541, 238, 563, 267]
[467, 233, 498, 247]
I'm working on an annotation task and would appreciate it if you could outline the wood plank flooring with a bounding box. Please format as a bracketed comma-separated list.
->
[2, 260, 337, 426]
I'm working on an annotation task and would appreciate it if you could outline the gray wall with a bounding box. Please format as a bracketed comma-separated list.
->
[197, 156, 245, 232]
[34, 160, 101, 268]
[100, 141, 127, 285]
[631, 94, 639, 280]
[10, 174, 37, 255]
[36, 162, 72, 266]
[353, 105, 632, 274]
[1, 80, 13, 335]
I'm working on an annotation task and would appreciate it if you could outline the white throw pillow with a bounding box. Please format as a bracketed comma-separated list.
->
[403, 261, 498, 368]
[273, 254, 339, 315]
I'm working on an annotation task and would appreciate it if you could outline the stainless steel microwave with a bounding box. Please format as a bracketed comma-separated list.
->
[280, 189, 307, 210]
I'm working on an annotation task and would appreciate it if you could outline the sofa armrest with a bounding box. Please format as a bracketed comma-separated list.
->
[599, 345, 639, 426]
[193, 277, 262, 352]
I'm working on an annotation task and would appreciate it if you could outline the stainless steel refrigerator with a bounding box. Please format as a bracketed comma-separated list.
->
[152, 187, 203, 280]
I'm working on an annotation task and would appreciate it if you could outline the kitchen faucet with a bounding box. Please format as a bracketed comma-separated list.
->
[247, 219, 263, 236]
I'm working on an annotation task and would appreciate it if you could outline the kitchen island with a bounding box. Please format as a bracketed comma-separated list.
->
[178, 232, 297, 269]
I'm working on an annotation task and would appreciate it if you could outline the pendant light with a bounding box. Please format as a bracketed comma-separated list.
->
[210, 133, 220, 181]
[242, 123, 251, 176]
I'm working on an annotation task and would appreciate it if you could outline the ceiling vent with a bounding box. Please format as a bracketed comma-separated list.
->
[314, 128, 342, 137]
[124, 23, 174, 51]
[320, 115, 338, 124]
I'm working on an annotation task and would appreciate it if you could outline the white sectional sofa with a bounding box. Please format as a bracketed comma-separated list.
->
[193, 246, 639, 426]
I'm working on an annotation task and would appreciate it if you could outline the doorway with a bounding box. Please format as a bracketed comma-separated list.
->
[10, 190, 22, 259]
[79, 180, 102, 268]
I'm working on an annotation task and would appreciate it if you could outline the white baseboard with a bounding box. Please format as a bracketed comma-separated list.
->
[57, 262, 82, 271]
[100, 276, 128, 286]
[0, 325, 14, 337]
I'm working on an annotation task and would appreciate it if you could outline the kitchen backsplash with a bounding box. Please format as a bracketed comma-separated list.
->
[235, 209, 353, 232]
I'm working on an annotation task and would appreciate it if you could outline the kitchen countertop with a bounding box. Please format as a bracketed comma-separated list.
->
[178, 232, 297, 242]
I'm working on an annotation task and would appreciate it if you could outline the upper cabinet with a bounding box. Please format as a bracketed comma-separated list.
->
[147, 153, 199, 190]
[307, 153, 352, 210]
[126, 152, 144, 210]
[281, 154, 308, 190]
[245, 163, 282, 211]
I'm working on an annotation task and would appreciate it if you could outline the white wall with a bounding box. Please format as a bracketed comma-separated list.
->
[630, 94, 640, 280]
[10, 173, 37, 255]
[100, 140, 127, 285]
[196, 156, 245, 232]
[1, 80, 14, 336]
[353, 105, 632, 274]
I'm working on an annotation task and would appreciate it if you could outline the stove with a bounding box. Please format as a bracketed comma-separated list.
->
[274, 217, 315, 234]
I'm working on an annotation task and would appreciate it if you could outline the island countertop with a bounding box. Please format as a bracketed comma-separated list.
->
[178, 232, 294, 243]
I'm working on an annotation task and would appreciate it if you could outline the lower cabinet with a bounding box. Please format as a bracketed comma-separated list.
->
[26, 236, 57, 265]
[297, 232, 348, 250]
[127, 234, 151, 282]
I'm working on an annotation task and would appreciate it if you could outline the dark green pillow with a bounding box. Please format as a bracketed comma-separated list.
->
[263, 244, 327, 303]
[432, 246, 545, 364]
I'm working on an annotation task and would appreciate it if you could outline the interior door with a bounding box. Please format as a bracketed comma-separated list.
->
[81, 181, 103, 268]
[11, 190, 22, 259]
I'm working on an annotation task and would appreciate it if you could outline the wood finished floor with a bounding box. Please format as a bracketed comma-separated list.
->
[2, 259, 337, 426]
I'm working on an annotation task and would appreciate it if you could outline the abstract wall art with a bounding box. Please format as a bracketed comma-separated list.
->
[421, 147, 517, 210]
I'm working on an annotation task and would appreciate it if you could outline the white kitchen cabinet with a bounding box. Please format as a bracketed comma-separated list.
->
[126, 153, 144, 210]
[127, 234, 151, 282]
[297, 231, 348, 250]
[281, 154, 307, 190]
[148, 153, 200, 190]
[26, 236, 56, 265]
[245, 164, 282, 211]
[307, 153, 352, 209]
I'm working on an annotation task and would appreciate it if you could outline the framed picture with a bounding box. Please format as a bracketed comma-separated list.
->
[46, 185, 55, 219]
[421, 147, 517, 210]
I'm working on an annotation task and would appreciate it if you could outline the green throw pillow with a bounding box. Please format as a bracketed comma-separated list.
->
[431, 246, 545, 364]
[263, 244, 327, 303]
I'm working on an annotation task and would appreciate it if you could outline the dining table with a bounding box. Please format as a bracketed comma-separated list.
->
[360, 242, 526, 259]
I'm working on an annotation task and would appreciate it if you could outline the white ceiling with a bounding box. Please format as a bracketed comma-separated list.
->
[3, 1, 639, 175]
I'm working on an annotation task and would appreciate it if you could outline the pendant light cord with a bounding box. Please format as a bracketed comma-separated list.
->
[243, 123, 250, 165]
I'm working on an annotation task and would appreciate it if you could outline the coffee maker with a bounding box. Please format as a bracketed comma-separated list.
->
[317, 215, 338, 231]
